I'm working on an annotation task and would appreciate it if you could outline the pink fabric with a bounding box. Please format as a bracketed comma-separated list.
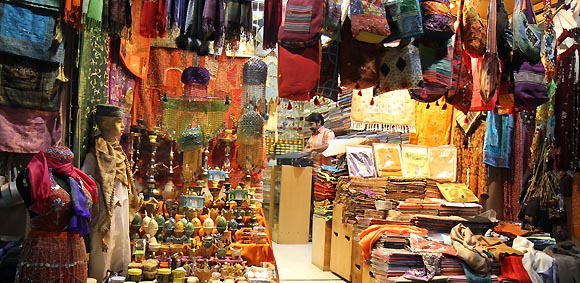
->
[470, 57, 498, 111]
[0, 105, 61, 153]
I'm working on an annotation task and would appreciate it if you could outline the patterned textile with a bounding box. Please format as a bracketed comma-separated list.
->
[317, 40, 340, 101]
[409, 98, 453, 146]
[453, 119, 488, 201]
[0, 105, 61, 153]
[322, 0, 342, 41]
[139, 0, 167, 38]
[74, 29, 109, 166]
[554, 45, 580, 171]
[109, 57, 136, 132]
[0, 3, 65, 63]
[503, 115, 532, 221]
[351, 88, 416, 132]
[379, 41, 424, 92]
[119, 0, 152, 79]
[483, 112, 515, 168]
[65, 0, 83, 28]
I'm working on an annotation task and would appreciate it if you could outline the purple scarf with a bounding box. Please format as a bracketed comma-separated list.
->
[68, 177, 91, 236]
[202, 0, 224, 50]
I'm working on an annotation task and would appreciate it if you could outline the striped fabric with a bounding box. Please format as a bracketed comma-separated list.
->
[283, 4, 313, 33]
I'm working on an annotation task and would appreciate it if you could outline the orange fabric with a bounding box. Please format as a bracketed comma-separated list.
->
[358, 224, 428, 261]
[230, 208, 277, 268]
[493, 221, 533, 238]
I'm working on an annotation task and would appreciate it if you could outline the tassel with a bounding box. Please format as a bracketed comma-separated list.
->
[355, 83, 360, 89]
[277, 98, 281, 105]
[370, 97, 375, 106]
[464, 117, 469, 123]
[358, 90, 362, 96]
[442, 103, 447, 110]
[339, 88, 343, 94]
[436, 100, 440, 106]
[52, 18, 63, 44]
[314, 96, 321, 106]
[426, 103, 430, 109]
[287, 101, 292, 110]
[57, 64, 69, 82]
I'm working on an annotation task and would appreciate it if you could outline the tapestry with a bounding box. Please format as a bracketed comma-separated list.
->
[135, 47, 202, 130]
[120, 0, 152, 79]
[409, 98, 453, 146]
[109, 53, 136, 134]
[74, 29, 109, 166]
[350, 88, 416, 132]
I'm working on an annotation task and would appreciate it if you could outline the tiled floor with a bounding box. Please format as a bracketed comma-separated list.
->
[272, 242, 346, 283]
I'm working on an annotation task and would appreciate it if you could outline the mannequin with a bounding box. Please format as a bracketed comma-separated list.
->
[15, 146, 97, 283]
[83, 104, 142, 282]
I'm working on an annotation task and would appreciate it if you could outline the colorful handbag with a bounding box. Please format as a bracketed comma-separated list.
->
[447, 0, 473, 114]
[278, 0, 324, 48]
[410, 39, 453, 103]
[339, 18, 382, 89]
[461, 0, 486, 58]
[513, 54, 548, 109]
[322, 0, 342, 41]
[378, 40, 424, 92]
[382, 0, 423, 42]
[420, 0, 454, 41]
[350, 0, 391, 43]
[513, 0, 542, 63]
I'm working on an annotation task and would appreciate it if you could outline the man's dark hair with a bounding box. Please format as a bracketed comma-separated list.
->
[306, 113, 325, 126]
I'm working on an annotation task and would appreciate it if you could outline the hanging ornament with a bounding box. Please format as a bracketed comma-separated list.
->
[426, 103, 431, 109]
[242, 57, 268, 116]
[182, 67, 211, 101]
[287, 101, 292, 110]
[370, 97, 375, 106]
[237, 111, 265, 175]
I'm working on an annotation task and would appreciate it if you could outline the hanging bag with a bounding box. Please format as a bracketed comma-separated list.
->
[350, 0, 392, 43]
[382, 0, 424, 42]
[479, 0, 500, 104]
[461, 0, 486, 58]
[420, 0, 454, 41]
[378, 39, 424, 92]
[512, 0, 542, 63]
[410, 39, 453, 103]
[446, 0, 473, 114]
[278, 0, 324, 48]
[277, 44, 321, 101]
[339, 18, 382, 89]
[512, 0, 547, 109]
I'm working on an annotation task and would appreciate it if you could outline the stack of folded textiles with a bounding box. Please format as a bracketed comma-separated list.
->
[385, 177, 426, 200]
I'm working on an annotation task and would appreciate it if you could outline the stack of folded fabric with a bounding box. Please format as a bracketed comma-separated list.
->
[336, 177, 390, 223]
[412, 215, 466, 233]
[437, 201, 482, 217]
[439, 256, 465, 276]
[370, 248, 391, 283]
[385, 178, 426, 200]
[447, 275, 500, 282]
[313, 199, 333, 220]
[425, 179, 444, 199]
[397, 198, 441, 216]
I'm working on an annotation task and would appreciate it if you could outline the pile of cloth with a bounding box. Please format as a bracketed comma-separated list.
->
[313, 165, 347, 220]
[385, 177, 427, 200]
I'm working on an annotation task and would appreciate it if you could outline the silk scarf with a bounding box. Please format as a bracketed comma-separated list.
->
[351, 88, 416, 132]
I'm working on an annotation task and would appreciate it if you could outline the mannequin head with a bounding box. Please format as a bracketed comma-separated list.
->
[95, 104, 125, 142]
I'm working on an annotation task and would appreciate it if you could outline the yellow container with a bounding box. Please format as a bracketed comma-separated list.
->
[157, 268, 172, 283]
[127, 268, 142, 282]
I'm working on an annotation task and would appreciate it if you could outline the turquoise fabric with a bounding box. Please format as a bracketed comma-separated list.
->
[484, 111, 515, 168]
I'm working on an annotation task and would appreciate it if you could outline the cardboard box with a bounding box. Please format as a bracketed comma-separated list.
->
[312, 216, 332, 271]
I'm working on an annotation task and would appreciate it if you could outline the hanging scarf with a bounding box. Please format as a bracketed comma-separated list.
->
[263, 0, 282, 49]
[91, 136, 140, 251]
[65, 0, 83, 28]
[109, 0, 131, 33]
[27, 148, 97, 214]
[68, 176, 92, 236]
[85, 0, 104, 30]
[202, 0, 225, 50]
[225, 0, 252, 50]
[140, 0, 167, 37]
